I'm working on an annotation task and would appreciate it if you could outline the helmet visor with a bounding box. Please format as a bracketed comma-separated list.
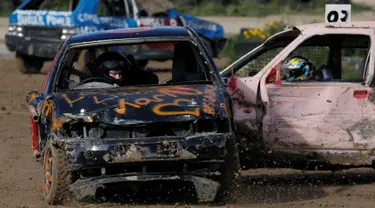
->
[99, 59, 130, 71]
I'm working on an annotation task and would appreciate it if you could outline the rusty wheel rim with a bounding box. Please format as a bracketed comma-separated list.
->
[44, 149, 53, 194]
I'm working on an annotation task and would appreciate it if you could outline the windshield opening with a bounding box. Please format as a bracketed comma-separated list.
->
[56, 39, 213, 91]
[21, 0, 80, 11]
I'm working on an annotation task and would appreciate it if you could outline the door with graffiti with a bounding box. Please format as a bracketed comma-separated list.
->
[259, 33, 375, 158]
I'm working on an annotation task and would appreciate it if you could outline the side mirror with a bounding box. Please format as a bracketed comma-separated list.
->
[26, 90, 44, 106]
[221, 76, 229, 87]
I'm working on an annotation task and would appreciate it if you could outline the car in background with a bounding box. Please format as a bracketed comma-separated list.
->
[221, 21, 375, 171]
[25, 26, 238, 205]
[6, 0, 226, 73]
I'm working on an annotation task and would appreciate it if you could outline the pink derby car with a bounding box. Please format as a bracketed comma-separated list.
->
[221, 21, 375, 171]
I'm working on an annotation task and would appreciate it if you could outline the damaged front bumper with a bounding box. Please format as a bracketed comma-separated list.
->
[62, 132, 230, 169]
[5, 34, 61, 59]
[71, 174, 220, 203]
[58, 132, 231, 202]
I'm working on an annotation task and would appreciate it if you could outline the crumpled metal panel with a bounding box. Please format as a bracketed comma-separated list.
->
[231, 75, 375, 165]
[59, 132, 229, 169]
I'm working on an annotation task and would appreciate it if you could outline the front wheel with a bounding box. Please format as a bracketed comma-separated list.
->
[42, 141, 74, 205]
[16, 52, 44, 74]
[214, 136, 241, 204]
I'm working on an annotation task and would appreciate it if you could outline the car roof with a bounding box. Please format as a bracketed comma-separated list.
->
[294, 21, 375, 34]
[67, 26, 192, 44]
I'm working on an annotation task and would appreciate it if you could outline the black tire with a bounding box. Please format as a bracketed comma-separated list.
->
[42, 140, 74, 205]
[16, 52, 44, 74]
[214, 136, 241, 204]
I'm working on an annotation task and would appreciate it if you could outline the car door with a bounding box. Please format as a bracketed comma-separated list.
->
[257, 32, 375, 153]
[220, 29, 300, 153]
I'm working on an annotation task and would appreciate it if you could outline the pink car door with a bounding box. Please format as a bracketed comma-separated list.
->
[223, 29, 299, 152]
[257, 33, 375, 158]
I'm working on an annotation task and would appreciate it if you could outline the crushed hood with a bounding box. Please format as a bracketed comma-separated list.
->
[54, 84, 226, 125]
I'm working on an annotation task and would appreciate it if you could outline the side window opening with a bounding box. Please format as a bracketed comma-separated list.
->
[97, 0, 126, 16]
[341, 47, 369, 81]
[113, 0, 126, 16]
[136, 0, 173, 17]
[97, 0, 110, 16]
[287, 46, 330, 69]
[220, 29, 300, 79]
[279, 34, 371, 83]
[126, 0, 135, 18]
[235, 47, 284, 78]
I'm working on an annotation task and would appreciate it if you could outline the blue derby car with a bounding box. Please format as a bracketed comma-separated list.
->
[25, 26, 239, 205]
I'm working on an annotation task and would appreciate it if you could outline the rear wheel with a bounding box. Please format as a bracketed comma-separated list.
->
[16, 52, 44, 74]
[42, 141, 74, 205]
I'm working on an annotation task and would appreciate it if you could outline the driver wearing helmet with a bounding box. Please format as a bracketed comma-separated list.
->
[94, 51, 133, 86]
[281, 56, 316, 81]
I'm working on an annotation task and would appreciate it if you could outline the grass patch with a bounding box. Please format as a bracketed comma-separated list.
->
[0, 10, 12, 17]
[176, 0, 373, 17]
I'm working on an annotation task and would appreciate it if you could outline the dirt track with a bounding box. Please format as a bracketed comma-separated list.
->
[1, 55, 375, 208]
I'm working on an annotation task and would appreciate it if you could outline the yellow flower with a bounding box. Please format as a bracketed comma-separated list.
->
[244, 33, 250, 39]
[250, 29, 257, 36]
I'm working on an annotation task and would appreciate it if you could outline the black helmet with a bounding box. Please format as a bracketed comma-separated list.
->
[96, 51, 132, 73]
[95, 51, 133, 84]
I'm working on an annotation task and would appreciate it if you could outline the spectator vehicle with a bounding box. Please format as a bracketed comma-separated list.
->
[6, 0, 226, 73]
